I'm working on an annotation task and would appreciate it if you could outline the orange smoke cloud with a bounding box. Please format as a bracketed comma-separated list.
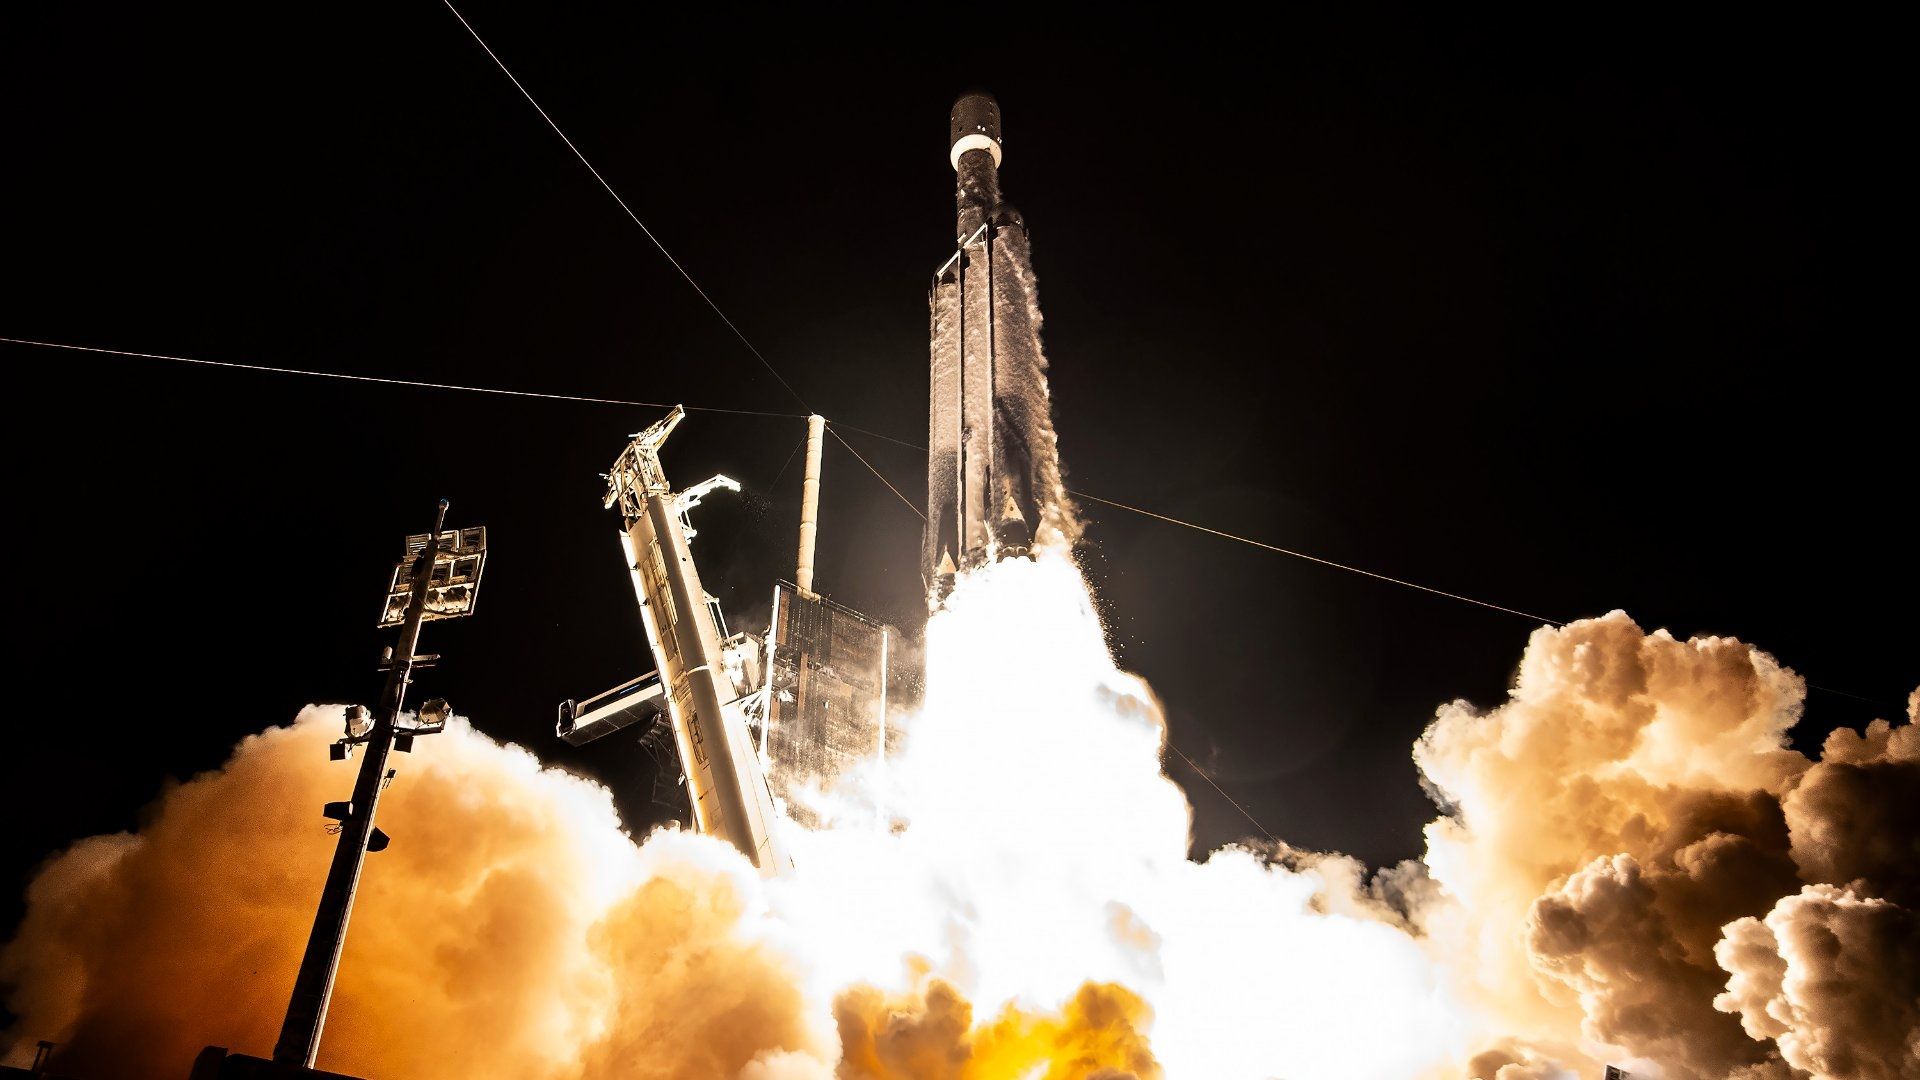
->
[0, 708, 828, 1079]
[1714, 884, 1920, 1080]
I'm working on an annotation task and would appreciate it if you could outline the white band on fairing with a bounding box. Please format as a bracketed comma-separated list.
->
[950, 132, 1003, 171]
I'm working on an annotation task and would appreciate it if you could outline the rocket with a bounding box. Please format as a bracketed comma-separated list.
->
[923, 92, 1076, 602]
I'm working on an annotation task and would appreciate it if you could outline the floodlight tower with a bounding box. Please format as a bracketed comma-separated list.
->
[272, 500, 487, 1069]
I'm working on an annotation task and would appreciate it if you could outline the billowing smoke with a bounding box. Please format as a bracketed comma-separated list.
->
[0, 711, 829, 1079]
[1415, 618, 1918, 1079]
[2, 555, 1915, 1079]
[1714, 884, 1920, 1080]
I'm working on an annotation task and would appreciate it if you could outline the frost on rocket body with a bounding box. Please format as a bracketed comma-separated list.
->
[983, 221, 1079, 553]
[2, 582, 1916, 1079]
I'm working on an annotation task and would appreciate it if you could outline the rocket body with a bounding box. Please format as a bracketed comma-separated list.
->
[924, 93, 1075, 600]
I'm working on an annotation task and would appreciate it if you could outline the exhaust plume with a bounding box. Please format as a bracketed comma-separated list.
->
[2, 560, 1914, 1079]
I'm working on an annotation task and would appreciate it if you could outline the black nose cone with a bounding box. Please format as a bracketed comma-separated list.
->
[950, 91, 1002, 150]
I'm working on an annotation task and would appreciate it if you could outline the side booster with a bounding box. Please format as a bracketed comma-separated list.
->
[605, 407, 790, 875]
[923, 91, 1072, 602]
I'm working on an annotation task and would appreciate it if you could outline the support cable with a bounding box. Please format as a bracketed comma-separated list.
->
[438, 0, 810, 412]
[826, 423, 925, 521]
[830, 430, 1893, 711]
[768, 433, 808, 491]
[823, 423, 1561, 626]
[1070, 491, 1562, 626]
[12, 336, 1893, 710]
[0, 337, 804, 418]
[829, 419, 930, 453]
[1164, 740, 1278, 844]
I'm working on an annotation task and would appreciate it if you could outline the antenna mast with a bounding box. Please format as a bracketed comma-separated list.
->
[795, 414, 825, 598]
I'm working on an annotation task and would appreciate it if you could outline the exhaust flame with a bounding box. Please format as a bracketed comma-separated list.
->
[2, 546, 1915, 1078]
[779, 551, 1468, 1079]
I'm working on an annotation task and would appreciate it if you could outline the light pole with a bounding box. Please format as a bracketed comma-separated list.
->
[272, 499, 486, 1067]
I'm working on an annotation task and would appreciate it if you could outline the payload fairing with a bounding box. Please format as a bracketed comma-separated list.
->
[923, 93, 1076, 602]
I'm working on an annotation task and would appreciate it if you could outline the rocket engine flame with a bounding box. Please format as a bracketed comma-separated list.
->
[780, 549, 1470, 1079]
[2, 553, 1915, 1079]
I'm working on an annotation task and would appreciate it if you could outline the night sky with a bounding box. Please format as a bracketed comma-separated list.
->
[3, 5, 1911, 942]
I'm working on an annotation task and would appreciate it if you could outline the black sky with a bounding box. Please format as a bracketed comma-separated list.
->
[2, 5, 1913, 938]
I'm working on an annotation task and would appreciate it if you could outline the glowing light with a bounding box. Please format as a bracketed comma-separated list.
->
[776, 547, 1474, 1078]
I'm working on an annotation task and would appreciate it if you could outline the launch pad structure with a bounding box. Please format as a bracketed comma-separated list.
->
[562, 91, 1066, 872]
[558, 389, 901, 861]
[598, 406, 792, 874]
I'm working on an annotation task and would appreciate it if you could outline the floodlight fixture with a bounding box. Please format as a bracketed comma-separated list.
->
[377, 525, 488, 627]
[414, 698, 453, 733]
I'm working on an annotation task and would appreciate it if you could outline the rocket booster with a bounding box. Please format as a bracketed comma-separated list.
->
[924, 92, 1075, 601]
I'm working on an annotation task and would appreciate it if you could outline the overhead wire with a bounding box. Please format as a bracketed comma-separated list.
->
[818, 422, 1563, 626]
[823, 419, 930, 453]
[24, 332, 1886, 713]
[767, 432, 808, 491]
[1163, 741, 1279, 844]
[33, 329, 1868, 682]
[1070, 491, 1563, 626]
[0, 333, 1319, 837]
[438, 0, 810, 413]
[823, 428, 1902, 710]
[15, 4, 1893, 706]
[13, 335, 1897, 714]
[826, 423, 925, 521]
[0, 337, 804, 417]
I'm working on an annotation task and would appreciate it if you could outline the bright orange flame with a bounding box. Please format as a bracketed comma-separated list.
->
[835, 974, 1159, 1080]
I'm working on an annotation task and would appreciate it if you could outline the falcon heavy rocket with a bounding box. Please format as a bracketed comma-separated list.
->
[923, 92, 1076, 603]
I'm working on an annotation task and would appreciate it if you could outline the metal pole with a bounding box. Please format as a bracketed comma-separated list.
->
[273, 499, 449, 1067]
[795, 414, 825, 597]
